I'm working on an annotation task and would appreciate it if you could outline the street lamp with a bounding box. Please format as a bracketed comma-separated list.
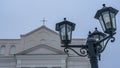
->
[56, 18, 75, 45]
[55, 4, 118, 68]
[95, 4, 118, 35]
[89, 28, 106, 53]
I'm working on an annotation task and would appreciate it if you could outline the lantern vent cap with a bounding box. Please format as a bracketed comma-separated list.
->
[94, 4, 119, 19]
[90, 27, 106, 37]
[55, 18, 76, 31]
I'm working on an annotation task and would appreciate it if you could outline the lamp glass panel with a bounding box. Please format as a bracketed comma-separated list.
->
[100, 35, 104, 46]
[60, 24, 66, 41]
[67, 25, 72, 40]
[99, 16, 105, 32]
[93, 34, 104, 47]
[110, 12, 116, 29]
[102, 11, 111, 29]
[93, 35, 99, 41]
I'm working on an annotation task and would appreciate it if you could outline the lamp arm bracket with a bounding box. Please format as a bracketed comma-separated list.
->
[62, 45, 87, 48]
[99, 37, 111, 53]
[97, 36, 115, 53]
[95, 32, 116, 45]
[64, 47, 88, 57]
[110, 36, 115, 42]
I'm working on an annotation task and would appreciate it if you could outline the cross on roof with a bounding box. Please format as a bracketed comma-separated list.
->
[41, 18, 47, 25]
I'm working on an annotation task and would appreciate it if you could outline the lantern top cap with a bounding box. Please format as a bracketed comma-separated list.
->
[90, 28, 106, 37]
[94, 4, 119, 19]
[55, 18, 76, 31]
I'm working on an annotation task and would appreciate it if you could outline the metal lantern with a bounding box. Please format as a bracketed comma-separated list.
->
[90, 28, 106, 49]
[95, 4, 118, 34]
[56, 18, 75, 45]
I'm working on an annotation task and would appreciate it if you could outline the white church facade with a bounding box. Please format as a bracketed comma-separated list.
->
[0, 25, 90, 68]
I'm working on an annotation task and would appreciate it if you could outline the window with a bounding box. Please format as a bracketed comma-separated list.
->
[0, 45, 5, 54]
[10, 45, 16, 54]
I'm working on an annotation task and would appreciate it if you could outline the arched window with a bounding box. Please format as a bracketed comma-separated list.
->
[0, 45, 5, 54]
[10, 45, 16, 54]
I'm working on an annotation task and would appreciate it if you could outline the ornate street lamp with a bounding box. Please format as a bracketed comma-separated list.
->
[89, 28, 106, 60]
[89, 28, 106, 53]
[56, 18, 75, 45]
[55, 4, 118, 68]
[95, 4, 118, 35]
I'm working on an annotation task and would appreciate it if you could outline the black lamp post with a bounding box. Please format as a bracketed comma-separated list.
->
[55, 4, 118, 68]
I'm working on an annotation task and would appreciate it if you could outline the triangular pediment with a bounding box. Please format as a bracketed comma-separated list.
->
[21, 25, 58, 37]
[18, 25, 63, 55]
[17, 44, 65, 55]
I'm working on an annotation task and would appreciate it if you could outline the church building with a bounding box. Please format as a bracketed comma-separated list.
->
[0, 25, 90, 68]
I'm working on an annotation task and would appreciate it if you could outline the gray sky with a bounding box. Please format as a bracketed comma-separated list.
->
[0, 0, 120, 68]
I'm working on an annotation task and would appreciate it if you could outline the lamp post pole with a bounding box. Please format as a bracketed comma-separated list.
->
[55, 4, 118, 68]
[87, 37, 98, 68]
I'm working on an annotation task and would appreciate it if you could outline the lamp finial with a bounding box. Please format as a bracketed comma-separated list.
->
[64, 18, 66, 21]
[103, 4, 106, 8]
[95, 27, 98, 30]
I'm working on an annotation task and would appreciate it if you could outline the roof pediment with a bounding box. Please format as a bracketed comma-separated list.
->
[21, 25, 58, 37]
[17, 44, 65, 55]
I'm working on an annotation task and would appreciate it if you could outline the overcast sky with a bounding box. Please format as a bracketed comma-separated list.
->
[0, 0, 120, 68]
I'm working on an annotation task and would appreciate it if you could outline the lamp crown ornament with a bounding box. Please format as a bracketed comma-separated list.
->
[64, 18, 66, 21]
[103, 4, 106, 7]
